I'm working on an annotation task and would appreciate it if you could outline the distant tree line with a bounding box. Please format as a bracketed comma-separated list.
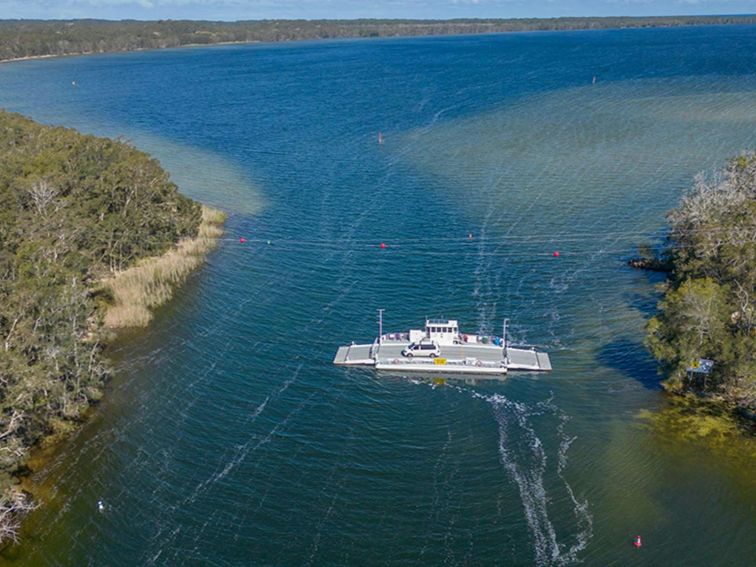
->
[1, 16, 755, 61]
[646, 154, 755, 424]
[0, 110, 201, 542]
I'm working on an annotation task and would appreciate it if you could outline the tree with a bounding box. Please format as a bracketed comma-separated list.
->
[646, 153, 755, 411]
[0, 109, 203, 543]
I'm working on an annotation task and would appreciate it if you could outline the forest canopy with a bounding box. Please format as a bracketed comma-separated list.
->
[646, 153, 756, 419]
[1, 16, 756, 61]
[0, 110, 202, 541]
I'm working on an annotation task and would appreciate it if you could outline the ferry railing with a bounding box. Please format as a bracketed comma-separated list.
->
[461, 334, 504, 346]
[377, 333, 505, 345]
[379, 332, 410, 343]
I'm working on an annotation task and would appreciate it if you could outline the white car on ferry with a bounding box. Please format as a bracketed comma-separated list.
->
[401, 340, 441, 358]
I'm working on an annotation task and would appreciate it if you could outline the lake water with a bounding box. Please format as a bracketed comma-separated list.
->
[1, 26, 755, 566]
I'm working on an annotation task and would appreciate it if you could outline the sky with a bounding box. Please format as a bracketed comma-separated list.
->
[0, 0, 755, 21]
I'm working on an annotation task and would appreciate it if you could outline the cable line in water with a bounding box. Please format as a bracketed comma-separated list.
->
[217, 223, 736, 245]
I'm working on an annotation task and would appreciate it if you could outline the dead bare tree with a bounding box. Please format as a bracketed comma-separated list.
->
[27, 180, 58, 217]
[0, 489, 37, 544]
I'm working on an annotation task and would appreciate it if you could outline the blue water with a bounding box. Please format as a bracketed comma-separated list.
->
[0, 25, 755, 566]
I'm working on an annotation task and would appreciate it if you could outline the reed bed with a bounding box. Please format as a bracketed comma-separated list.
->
[103, 205, 226, 328]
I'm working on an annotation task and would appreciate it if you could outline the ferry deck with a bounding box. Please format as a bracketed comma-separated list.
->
[333, 317, 552, 376]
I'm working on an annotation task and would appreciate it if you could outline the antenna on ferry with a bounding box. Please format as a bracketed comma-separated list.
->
[378, 309, 385, 344]
[502, 319, 508, 351]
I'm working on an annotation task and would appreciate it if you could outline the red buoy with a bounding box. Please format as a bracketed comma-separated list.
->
[239, 237, 247, 244]
[553, 251, 560, 257]
[379, 242, 386, 249]
[633, 535, 642, 548]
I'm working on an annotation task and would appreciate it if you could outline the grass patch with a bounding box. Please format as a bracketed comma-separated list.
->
[102, 205, 226, 328]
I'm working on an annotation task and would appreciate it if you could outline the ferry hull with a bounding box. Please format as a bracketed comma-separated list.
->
[375, 361, 506, 375]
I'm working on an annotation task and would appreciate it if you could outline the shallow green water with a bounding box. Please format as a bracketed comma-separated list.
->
[0, 26, 754, 566]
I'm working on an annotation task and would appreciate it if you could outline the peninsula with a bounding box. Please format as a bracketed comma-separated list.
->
[0, 110, 224, 542]
[646, 153, 755, 428]
[2, 16, 756, 62]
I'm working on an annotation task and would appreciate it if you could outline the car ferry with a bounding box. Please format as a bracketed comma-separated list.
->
[333, 313, 551, 376]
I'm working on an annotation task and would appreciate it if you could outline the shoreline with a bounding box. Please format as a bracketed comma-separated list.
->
[23, 204, 226, 449]
[2, 204, 226, 547]
[1, 17, 755, 66]
[101, 205, 226, 330]
[0, 40, 258, 65]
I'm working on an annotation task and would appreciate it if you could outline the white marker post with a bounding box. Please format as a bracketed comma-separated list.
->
[378, 309, 384, 345]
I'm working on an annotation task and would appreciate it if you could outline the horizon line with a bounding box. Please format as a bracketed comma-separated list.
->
[2, 14, 756, 24]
